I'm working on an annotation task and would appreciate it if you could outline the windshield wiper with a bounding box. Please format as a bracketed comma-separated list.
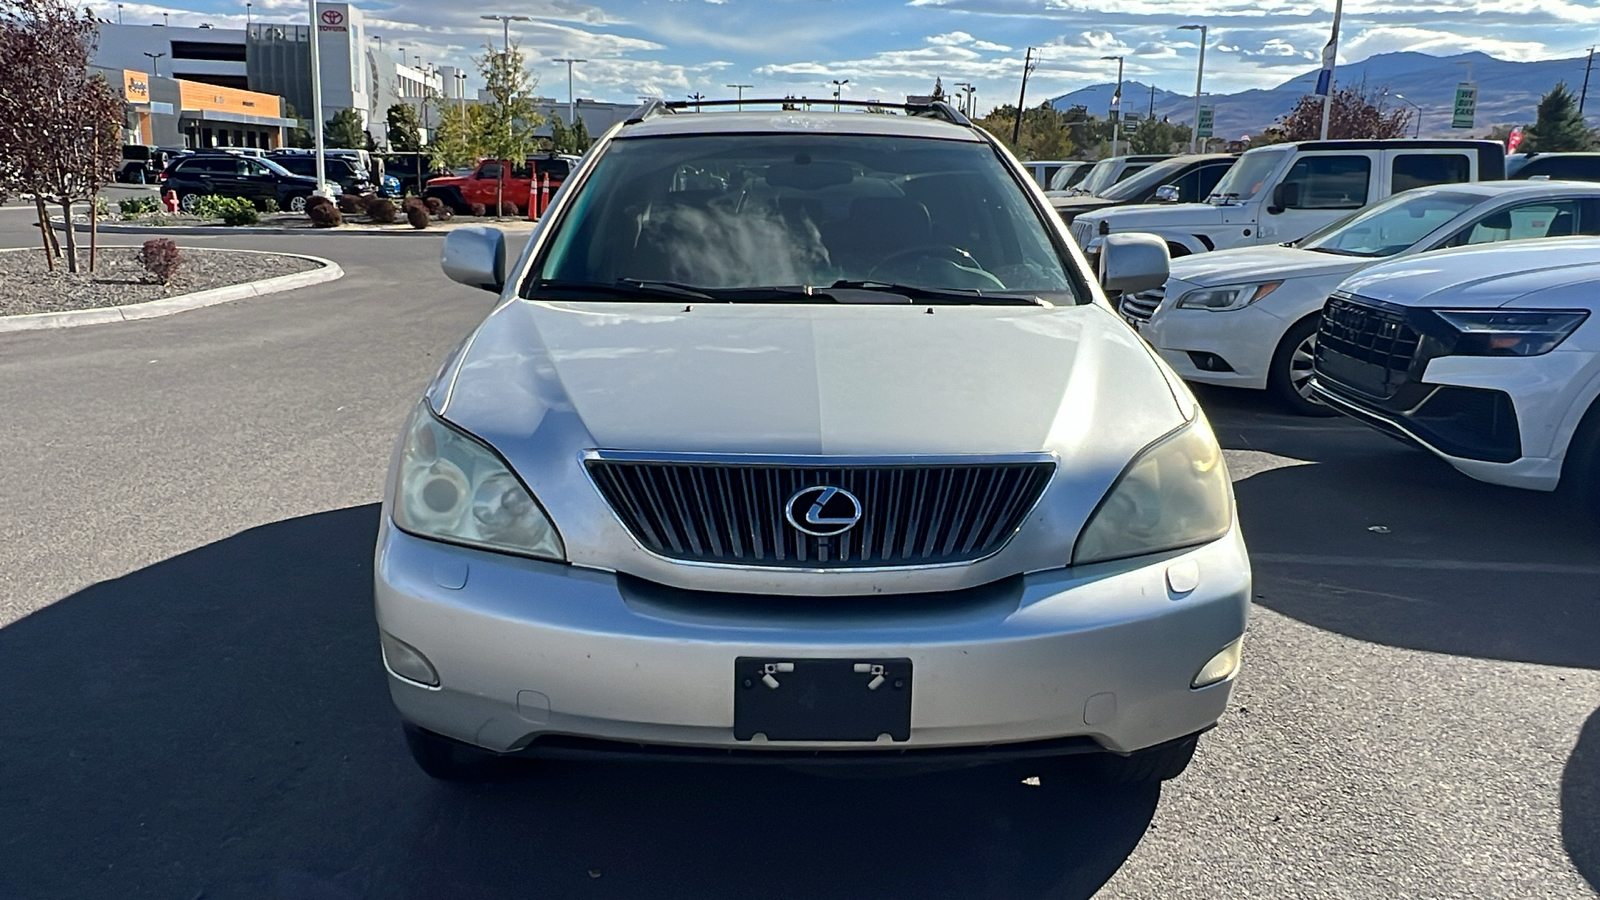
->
[1207, 192, 1241, 206]
[824, 280, 1049, 307]
[1302, 247, 1366, 257]
[531, 279, 813, 303]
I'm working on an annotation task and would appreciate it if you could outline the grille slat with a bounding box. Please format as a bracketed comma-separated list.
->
[588, 458, 1053, 569]
[1119, 287, 1164, 325]
[1315, 295, 1421, 400]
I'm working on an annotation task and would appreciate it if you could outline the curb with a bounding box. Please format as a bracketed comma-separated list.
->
[0, 247, 344, 333]
[53, 218, 536, 237]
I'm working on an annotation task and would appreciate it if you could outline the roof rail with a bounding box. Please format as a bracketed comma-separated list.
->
[624, 98, 973, 128]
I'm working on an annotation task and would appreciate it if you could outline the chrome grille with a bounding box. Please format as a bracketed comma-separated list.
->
[1070, 220, 1095, 249]
[1119, 286, 1164, 325]
[586, 455, 1054, 569]
[1315, 295, 1422, 400]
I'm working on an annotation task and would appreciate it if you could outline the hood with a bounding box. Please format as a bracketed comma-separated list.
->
[1169, 244, 1368, 287]
[423, 298, 1199, 594]
[1086, 202, 1226, 231]
[1337, 238, 1600, 309]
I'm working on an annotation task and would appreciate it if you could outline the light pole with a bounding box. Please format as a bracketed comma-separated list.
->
[456, 71, 466, 117]
[245, 1, 251, 25]
[308, 0, 328, 196]
[952, 81, 971, 115]
[830, 79, 849, 112]
[726, 83, 753, 111]
[142, 50, 165, 77]
[1179, 24, 1207, 152]
[162, 11, 168, 26]
[480, 14, 530, 57]
[116, 2, 122, 23]
[1318, 0, 1344, 139]
[1392, 92, 1423, 137]
[688, 91, 706, 112]
[1581, 46, 1595, 117]
[553, 58, 587, 124]
[1102, 55, 1125, 157]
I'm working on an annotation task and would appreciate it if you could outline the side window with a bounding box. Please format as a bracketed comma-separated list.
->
[1282, 155, 1371, 209]
[1194, 162, 1231, 200]
[477, 162, 502, 180]
[1172, 168, 1203, 201]
[1560, 158, 1600, 181]
[1391, 154, 1471, 193]
[511, 160, 532, 179]
[535, 158, 571, 179]
[1455, 200, 1582, 246]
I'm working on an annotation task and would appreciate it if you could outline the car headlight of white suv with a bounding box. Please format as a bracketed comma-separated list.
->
[392, 407, 565, 561]
[1073, 416, 1234, 565]
[1435, 309, 1590, 357]
[1174, 281, 1283, 312]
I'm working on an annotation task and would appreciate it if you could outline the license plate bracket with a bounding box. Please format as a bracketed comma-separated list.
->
[734, 657, 912, 742]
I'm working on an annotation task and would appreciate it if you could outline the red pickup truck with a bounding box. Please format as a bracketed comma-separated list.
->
[423, 154, 580, 215]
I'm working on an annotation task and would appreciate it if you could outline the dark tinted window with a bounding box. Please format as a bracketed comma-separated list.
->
[273, 156, 314, 175]
[1392, 154, 1472, 192]
[1194, 162, 1232, 199]
[170, 40, 248, 62]
[1519, 156, 1600, 181]
[179, 158, 229, 174]
[477, 162, 502, 180]
[1283, 155, 1371, 209]
[534, 158, 571, 178]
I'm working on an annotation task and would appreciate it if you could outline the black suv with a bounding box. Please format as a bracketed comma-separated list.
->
[267, 153, 375, 196]
[1507, 152, 1600, 182]
[160, 155, 329, 212]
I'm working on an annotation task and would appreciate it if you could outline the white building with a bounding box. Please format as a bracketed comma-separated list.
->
[92, 22, 249, 89]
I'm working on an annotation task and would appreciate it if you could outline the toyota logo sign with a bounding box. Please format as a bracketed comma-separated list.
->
[319, 9, 343, 25]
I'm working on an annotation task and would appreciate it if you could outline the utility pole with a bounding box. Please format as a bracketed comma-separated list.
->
[1012, 47, 1036, 146]
[1581, 46, 1595, 117]
[1102, 55, 1125, 157]
[245, 1, 251, 25]
[726, 83, 753, 111]
[1180, 24, 1208, 152]
[553, 58, 587, 124]
[1318, 0, 1344, 140]
[307, 0, 327, 195]
[830, 79, 849, 112]
[1148, 83, 1156, 119]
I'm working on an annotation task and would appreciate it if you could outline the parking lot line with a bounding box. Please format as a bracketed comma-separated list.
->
[1252, 552, 1600, 576]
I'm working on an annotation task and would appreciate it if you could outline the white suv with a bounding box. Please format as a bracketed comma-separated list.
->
[375, 99, 1250, 783]
[1312, 237, 1600, 521]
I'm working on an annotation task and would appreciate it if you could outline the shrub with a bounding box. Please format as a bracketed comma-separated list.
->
[307, 203, 343, 228]
[94, 196, 110, 218]
[498, 201, 519, 217]
[469, 202, 486, 217]
[424, 196, 445, 217]
[306, 195, 335, 216]
[336, 193, 363, 214]
[406, 204, 430, 229]
[136, 238, 181, 284]
[118, 197, 159, 217]
[366, 197, 398, 224]
[261, 197, 279, 213]
[435, 206, 454, 222]
[193, 195, 258, 226]
[402, 197, 426, 215]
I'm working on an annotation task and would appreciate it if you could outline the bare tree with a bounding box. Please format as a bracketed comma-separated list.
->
[0, 0, 125, 273]
[1270, 83, 1413, 143]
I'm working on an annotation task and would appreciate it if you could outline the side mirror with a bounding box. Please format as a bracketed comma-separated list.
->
[1269, 182, 1301, 213]
[1099, 232, 1170, 295]
[1153, 184, 1181, 203]
[442, 226, 508, 293]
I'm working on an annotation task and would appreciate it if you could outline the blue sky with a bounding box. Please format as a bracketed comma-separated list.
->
[98, 0, 1600, 111]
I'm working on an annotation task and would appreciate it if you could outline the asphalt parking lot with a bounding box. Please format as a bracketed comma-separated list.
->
[0, 206, 1596, 899]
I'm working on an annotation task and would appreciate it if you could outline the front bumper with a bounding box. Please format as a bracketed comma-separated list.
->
[373, 520, 1251, 757]
[1143, 302, 1290, 391]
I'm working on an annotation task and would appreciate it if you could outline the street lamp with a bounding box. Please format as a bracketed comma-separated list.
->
[307, 0, 328, 197]
[162, 11, 168, 26]
[142, 50, 165, 77]
[1102, 55, 1125, 157]
[688, 91, 706, 112]
[245, 1, 251, 25]
[1179, 24, 1207, 152]
[952, 81, 972, 115]
[480, 14, 531, 56]
[553, 58, 587, 125]
[830, 78, 849, 112]
[1392, 92, 1423, 138]
[726, 83, 753, 111]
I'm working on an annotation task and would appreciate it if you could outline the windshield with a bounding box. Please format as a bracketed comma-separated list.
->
[1047, 163, 1087, 191]
[1208, 147, 1289, 202]
[1074, 160, 1121, 196]
[528, 133, 1080, 302]
[1299, 189, 1482, 257]
[259, 158, 295, 177]
[1099, 158, 1197, 202]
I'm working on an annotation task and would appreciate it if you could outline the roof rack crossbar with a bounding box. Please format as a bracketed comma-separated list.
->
[642, 98, 971, 127]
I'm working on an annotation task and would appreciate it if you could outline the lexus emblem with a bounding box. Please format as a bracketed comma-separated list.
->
[785, 486, 862, 537]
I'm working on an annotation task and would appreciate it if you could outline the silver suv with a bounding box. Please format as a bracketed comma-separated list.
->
[375, 99, 1250, 782]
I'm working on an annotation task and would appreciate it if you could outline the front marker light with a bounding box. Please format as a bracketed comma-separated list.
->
[1175, 281, 1283, 312]
[1192, 636, 1244, 689]
[1072, 418, 1234, 566]
[393, 407, 565, 561]
[1435, 309, 1589, 357]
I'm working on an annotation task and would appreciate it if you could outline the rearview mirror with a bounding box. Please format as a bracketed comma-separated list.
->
[1153, 184, 1181, 203]
[442, 226, 508, 293]
[1099, 232, 1170, 295]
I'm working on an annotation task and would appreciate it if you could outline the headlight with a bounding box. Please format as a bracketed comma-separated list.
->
[1073, 418, 1234, 566]
[392, 407, 565, 561]
[1175, 281, 1283, 312]
[1435, 309, 1589, 357]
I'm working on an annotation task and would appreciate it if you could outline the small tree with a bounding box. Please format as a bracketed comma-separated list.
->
[548, 115, 572, 153]
[1129, 118, 1193, 155]
[571, 116, 591, 153]
[283, 102, 313, 148]
[385, 103, 422, 152]
[1524, 83, 1596, 153]
[472, 40, 544, 215]
[977, 103, 1076, 160]
[430, 102, 488, 169]
[1274, 83, 1411, 142]
[324, 108, 367, 150]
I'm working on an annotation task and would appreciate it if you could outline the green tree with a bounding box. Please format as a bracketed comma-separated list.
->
[1129, 118, 1192, 155]
[1524, 82, 1596, 152]
[471, 40, 543, 213]
[283, 102, 313, 148]
[571, 116, 591, 153]
[385, 103, 422, 152]
[548, 114, 572, 153]
[430, 102, 487, 169]
[324, 108, 366, 149]
[977, 103, 1075, 160]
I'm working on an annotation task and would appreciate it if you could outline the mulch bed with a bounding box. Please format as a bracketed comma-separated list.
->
[0, 246, 320, 317]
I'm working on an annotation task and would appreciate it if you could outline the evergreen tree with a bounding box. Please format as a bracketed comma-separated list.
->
[385, 103, 422, 152]
[548, 115, 571, 153]
[324, 108, 367, 149]
[1524, 83, 1596, 152]
[571, 117, 591, 153]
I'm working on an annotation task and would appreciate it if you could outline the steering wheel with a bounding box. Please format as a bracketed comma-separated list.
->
[868, 244, 997, 282]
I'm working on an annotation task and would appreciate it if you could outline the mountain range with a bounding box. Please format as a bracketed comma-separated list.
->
[1048, 51, 1599, 141]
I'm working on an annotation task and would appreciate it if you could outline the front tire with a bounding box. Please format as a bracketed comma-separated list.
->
[1560, 398, 1600, 525]
[402, 722, 512, 782]
[1090, 733, 1199, 784]
[1270, 316, 1338, 417]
